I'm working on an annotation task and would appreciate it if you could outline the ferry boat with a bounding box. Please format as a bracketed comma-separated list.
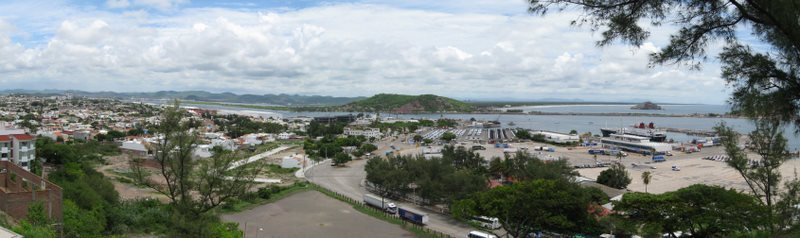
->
[600, 122, 667, 142]
[600, 134, 672, 154]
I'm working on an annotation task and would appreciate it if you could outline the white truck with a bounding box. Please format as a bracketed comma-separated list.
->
[363, 194, 397, 214]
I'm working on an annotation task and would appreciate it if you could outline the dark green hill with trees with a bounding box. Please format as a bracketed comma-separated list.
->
[337, 94, 474, 113]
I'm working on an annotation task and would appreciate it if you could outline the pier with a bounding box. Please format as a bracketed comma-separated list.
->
[663, 127, 717, 137]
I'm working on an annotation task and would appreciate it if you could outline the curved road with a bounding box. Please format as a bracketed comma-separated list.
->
[305, 139, 475, 237]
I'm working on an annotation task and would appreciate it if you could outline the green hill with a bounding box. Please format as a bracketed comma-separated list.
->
[338, 94, 474, 113]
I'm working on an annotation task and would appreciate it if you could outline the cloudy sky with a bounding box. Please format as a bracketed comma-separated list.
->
[0, 0, 737, 103]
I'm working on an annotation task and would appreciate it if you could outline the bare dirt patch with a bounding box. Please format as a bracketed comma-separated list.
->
[221, 190, 414, 238]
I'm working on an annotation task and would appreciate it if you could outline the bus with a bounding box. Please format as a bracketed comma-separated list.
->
[472, 216, 501, 230]
[467, 231, 497, 238]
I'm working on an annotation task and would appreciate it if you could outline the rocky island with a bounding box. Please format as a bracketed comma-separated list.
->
[631, 101, 662, 110]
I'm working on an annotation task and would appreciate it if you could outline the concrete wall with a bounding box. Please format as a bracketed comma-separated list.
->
[0, 161, 63, 222]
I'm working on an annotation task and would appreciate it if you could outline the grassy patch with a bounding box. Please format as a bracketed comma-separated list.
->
[219, 183, 310, 213]
[265, 164, 299, 174]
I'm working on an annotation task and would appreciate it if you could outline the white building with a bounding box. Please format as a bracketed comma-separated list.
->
[343, 127, 383, 138]
[0, 134, 36, 170]
[278, 132, 293, 140]
[120, 140, 150, 157]
[530, 130, 580, 144]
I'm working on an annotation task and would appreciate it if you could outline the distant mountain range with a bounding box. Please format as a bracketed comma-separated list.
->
[0, 89, 364, 106]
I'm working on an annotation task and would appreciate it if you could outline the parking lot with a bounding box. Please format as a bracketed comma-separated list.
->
[221, 190, 414, 238]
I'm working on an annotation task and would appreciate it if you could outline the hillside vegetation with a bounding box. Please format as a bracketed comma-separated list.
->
[338, 94, 474, 113]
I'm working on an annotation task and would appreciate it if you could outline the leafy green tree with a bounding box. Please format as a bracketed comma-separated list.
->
[514, 128, 531, 140]
[413, 134, 423, 143]
[505, 151, 577, 182]
[716, 121, 793, 232]
[597, 163, 632, 189]
[614, 184, 767, 237]
[530, 133, 545, 142]
[135, 101, 261, 237]
[454, 179, 601, 237]
[407, 155, 454, 204]
[29, 158, 43, 176]
[127, 128, 144, 136]
[441, 170, 488, 204]
[436, 119, 457, 128]
[25, 201, 49, 226]
[569, 129, 578, 135]
[440, 132, 456, 142]
[422, 138, 433, 144]
[12, 201, 56, 238]
[359, 143, 378, 153]
[36, 137, 77, 164]
[487, 157, 508, 180]
[332, 152, 352, 165]
[351, 150, 364, 158]
[527, 0, 800, 128]
[95, 130, 126, 142]
[441, 145, 487, 174]
[366, 156, 412, 201]
[63, 199, 106, 238]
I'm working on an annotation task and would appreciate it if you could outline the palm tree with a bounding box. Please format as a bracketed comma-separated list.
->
[641, 171, 652, 193]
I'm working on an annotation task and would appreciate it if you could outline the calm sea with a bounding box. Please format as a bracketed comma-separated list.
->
[506, 104, 731, 115]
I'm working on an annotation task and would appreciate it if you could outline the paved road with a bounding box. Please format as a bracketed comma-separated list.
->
[306, 138, 476, 237]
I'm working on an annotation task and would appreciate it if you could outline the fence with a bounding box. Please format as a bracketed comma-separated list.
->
[308, 183, 453, 238]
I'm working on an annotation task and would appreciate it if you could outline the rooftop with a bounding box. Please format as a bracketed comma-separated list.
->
[10, 134, 34, 141]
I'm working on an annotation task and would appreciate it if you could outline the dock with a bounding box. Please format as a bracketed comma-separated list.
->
[663, 127, 717, 137]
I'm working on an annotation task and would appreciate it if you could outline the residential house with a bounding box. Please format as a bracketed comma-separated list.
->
[0, 134, 36, 171]
[120, 140, 150, 157]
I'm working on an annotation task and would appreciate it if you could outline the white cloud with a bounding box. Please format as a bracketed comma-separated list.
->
[0, 2, 731, 103]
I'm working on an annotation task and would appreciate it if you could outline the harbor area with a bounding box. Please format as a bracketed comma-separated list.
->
[380, 120, 799, 195]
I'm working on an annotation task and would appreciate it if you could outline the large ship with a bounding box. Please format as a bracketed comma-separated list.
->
[600, 122, 667, 142]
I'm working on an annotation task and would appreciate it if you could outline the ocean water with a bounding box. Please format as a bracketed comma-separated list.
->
[179, 102, 800, 151]
[505, 104, 731, 115]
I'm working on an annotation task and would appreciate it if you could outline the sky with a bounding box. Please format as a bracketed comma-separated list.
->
[0, 0, 740, 103]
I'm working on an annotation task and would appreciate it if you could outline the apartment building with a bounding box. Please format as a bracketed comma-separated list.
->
[0, 134, 36, 171]
[343, 127, 383, 138]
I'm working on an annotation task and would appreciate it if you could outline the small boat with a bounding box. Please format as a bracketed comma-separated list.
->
[508, 121, 516, 126]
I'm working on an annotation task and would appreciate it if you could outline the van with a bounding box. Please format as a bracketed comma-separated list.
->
[467, 231, 497, 238]
[471, 216, 501, 230]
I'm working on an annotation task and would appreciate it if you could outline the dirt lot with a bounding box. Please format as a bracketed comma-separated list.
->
[579, 153, 800, 194]
[253, 146, 304, 185]
[221, 190, 414, 238]
[98, 154, 168, 201]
